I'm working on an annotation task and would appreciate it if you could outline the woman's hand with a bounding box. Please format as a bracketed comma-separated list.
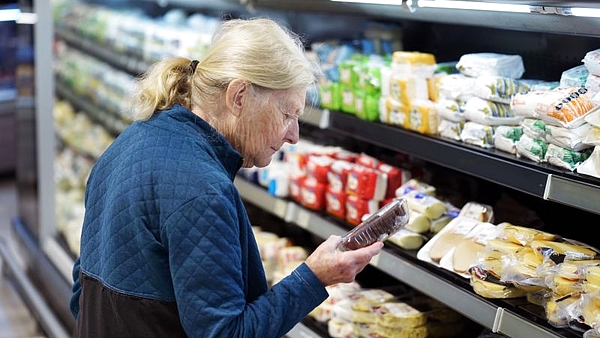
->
[304, 235, 384, 286]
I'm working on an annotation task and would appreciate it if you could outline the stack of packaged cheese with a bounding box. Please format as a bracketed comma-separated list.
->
[311, 282, 470, 338]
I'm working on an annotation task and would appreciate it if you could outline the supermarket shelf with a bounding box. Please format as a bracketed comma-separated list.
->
[55, 81, 128, 136]
[55, 27, 151, 76]
[328, 110, 600, 216]
[234, 178, 572, 338]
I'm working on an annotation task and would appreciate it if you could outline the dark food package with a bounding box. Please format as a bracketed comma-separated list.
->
[338, 198, 410, 251]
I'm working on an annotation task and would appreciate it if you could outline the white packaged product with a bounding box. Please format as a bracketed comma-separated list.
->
[544, 143, 592, 171]
[460, 121, 495, 148]
[583, 48, 600, 77]
[560, 65, 589, 88]
[511, 86, 596, 128]
[577, 146, 600, 179]
[463, 96, 521, 126]
[456, 52, 525, 79]
[473, 75, 530, 104]
[493, 125, 523, 154]
[515, 134, 548, 162]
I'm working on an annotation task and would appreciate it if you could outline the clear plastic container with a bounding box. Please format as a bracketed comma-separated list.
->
[338, 198, 410, 251]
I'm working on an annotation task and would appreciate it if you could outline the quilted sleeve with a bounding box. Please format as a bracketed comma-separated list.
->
[164, 189, 327, 338]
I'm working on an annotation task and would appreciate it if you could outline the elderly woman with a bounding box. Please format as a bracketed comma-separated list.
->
[70, 17, 382, 338]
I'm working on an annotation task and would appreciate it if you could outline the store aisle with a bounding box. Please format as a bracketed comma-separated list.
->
[0, 176, 48, 338]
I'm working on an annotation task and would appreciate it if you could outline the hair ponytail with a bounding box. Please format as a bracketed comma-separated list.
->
[130, 56, 195, 120]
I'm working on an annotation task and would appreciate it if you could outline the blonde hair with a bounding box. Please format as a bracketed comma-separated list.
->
[131, 17, 320, 120]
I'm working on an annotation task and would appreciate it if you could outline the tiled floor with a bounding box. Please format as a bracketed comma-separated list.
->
[0, 176, 47, 338]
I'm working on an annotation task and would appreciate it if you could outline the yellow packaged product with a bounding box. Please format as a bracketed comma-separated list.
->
[331, 298, 378, 324]
[545, 294, 580, 327]
[404, 210, 431, 234]
[406, 100, 438, 135]
[470, 266, 527, 299]
[498, 223, 558, 246]
[452, 222, 497, 274]
[348, 289, 395, 312]
[531, 239, 598, 262]
[374, 323, 428, 338]
[557, 260, 600, 280]
[586, 265, 600, 286]
[372, 302, 427, 328]
[549, 275, 583, 297]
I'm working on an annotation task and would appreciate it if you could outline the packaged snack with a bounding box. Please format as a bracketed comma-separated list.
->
[338, 198, 410, 251]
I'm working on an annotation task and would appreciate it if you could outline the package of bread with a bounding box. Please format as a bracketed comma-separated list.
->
[419, 216, 479, 263]
[451, 221, 497, 274]
[372, 301, 427, 328]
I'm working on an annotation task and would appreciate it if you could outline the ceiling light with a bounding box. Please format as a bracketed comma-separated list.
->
[330, 0, 402, 5]
[418, 0, 530, 13]
[570, 7, 600, 18]
[0, 8, 20, 22]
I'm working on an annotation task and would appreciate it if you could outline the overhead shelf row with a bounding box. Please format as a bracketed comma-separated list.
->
[144, 0, 600, 38]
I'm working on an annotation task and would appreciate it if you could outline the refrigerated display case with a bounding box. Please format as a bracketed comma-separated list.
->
[11, 0, 600, 337]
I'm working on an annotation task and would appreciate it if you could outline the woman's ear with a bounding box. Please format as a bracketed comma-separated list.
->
[225, 79, 249, 117]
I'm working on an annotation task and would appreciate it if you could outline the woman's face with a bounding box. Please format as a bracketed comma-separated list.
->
[236, 86, 306, 168]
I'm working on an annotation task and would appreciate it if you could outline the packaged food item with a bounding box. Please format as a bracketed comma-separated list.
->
[338, 198, 410, 251]
[455, 52, 525, 79]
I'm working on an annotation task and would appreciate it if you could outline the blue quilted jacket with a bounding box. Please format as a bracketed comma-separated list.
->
[70, 105, 328, 337]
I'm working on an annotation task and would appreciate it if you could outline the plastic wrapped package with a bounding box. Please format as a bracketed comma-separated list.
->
[338, 198, 410, 251]
[544, 143, 593, 171]
[560, 64, 589, 88]
[387, 228, 425, 250]
[494, 125, 524, 154]
[516, 134, 548, 162]
[577, 146, 600, 179]
[455, 52, 525, 79]
[460, 121, 495, 148]
[469, 265, 528, 299]
[463, 96, 521, 126]
[473, 75, 530, 104]
[511, 86, 597, 128]
[584, 49, 600, 76]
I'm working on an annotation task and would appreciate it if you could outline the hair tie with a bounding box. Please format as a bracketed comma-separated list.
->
[189, 60, 199, 74]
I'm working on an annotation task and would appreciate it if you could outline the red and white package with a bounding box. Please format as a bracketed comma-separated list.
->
[346, 165, 387, 201]
[377, 163, 411, 199]
[300, 177, 327, 211]
[325, 187, 346, 220]
[355, 152, 380, 168]
[306, 155, 334, 184]
[327, 160, 354, 193]
[345, 194, 382, 226]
